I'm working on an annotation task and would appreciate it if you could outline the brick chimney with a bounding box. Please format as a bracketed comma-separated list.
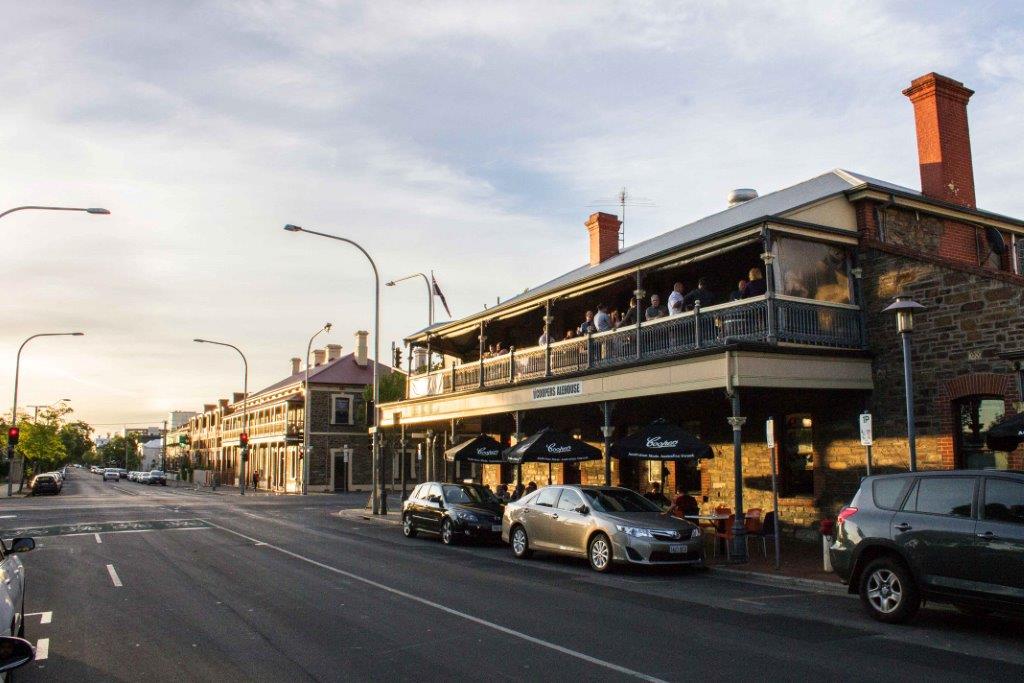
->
[203, 403, 216, 413]
[903, 73, 976, 208]
[586, 212, 621, 266]
[232, 392, 245, 404]
[218, 399, 229, 410]
[290, 357, 301, 375]
[326, 344, 343, 362]
[313, 349, 326, 367]
[354, 330, 369, 367]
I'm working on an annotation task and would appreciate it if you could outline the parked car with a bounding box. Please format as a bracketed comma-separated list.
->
[503, 485, 703, 572]
[103, 468, 120, 482]
[1, 535, 36, 647]
[28, 474, 61, 496]
[830, 470, 1024, 623]
[116, 468, 128, 479]
[147, 471, 167, 486]
[402, 482, 504, 545]
[138, 472, 151, 484]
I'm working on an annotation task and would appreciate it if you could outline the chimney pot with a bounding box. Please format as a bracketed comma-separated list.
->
[218, 399, 229, 409]
[355, 330, 369, 367]
[290, 357, 301, 375]
[326, 344, 343, 361]
[903, 72, 976, 208]
[313, 349, 326, 366]
[585, 212, 621, 266]
[232, 392, 245, 404]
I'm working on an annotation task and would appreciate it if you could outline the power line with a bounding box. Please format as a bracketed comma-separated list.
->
[588, 186, 656, 249]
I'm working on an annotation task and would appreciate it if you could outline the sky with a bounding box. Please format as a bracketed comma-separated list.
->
[3, 1, 1023, 430]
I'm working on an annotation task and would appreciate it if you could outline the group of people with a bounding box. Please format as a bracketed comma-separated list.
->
[646, 482, 701, 519]
[561, 267, 768, 339]
[482, 342, 511, 359]
[491, 481, 538, 502]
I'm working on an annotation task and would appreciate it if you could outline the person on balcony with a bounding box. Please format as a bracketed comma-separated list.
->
[538, 330, 550, 346]
[682, 278, 717, 309]
[743, 267, 767, 297]
[594, 304, 612, 332]
[729, 279, 748, 301]
[645, 294, 667, 321]
[617, 297, 638, 327]
[667, 282, 686, 313]
[577, 310, 596, 335]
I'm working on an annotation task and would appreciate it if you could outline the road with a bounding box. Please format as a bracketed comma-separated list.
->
[2, 469, 1023, 682]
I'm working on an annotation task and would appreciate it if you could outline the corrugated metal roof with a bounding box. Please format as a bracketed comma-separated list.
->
[249, 352, 394, 399]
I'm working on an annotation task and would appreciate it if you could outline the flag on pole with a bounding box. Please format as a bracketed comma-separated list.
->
[431, 271, 452, 318]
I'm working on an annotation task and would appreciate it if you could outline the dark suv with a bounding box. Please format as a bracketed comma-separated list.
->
[830, 470, 1024, 623]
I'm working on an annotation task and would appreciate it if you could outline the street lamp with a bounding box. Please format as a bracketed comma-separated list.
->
[302, 322, 333, 495]
[194, 338, 249, 495]
[1, 206, 110, 220]
[883, 296, 926, 471]
[284, 223, 385, 514]
[386, 273, 433, 327]
[8, 332, 84, 495]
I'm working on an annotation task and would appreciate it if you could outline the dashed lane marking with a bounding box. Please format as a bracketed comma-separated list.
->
[25, 612, 52, 624]
[0, 515, 16, 519]
[36, 638, 49, 661]
[106, 564, 123, 587]
[203, 520, 667, 683]
[95, 533, 102, 543]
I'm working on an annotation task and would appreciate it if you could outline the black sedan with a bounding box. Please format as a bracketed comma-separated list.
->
[402, 482, 504, 545]
[29, 474, 61, 496]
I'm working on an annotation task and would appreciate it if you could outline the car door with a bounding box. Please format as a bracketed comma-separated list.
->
[527, 487, 562, 550]
[0, 547, 23, 637]
[551, 488, 591, 555]
[407, 485, 426, 525]
[424, 484, 445, 532]
[892, 475, 979, 595]
[974, 476, 1024, 604]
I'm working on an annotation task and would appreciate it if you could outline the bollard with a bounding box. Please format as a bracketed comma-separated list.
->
[819, 519, 835, 571]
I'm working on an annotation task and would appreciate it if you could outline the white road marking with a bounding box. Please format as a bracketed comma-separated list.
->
[36, 638, 49, 660]
[0, 514, 17, 519]
[25, 612, 53, 624]
[204, 520, 666, 683]
[106, 564, 123, 587]
[95, 533, 102, 543]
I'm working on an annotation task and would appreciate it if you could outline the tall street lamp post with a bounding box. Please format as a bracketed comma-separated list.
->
[1, 206, 110, 220]
[194, 339, 249, 495]
[386, 273, 433, 326]
[8, 332, 84, 495]
[284, 224, 384, 514]
[303, 322, 332, 495]
[883, 296, 926, 472]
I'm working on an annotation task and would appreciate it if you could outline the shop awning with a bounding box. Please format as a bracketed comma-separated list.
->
[611, 420, 713, 460]
[986, 413, 1024, 452]
[504, 427, 602, 464]
[444, 434, 505, 463]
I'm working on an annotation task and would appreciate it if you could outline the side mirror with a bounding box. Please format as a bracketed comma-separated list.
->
[10, 538, 34, 554]
[575, 504, 589, 515]
[0, 636, 35, 673]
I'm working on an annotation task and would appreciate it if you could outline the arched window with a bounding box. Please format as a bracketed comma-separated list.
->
[953, 396, 1007, 470]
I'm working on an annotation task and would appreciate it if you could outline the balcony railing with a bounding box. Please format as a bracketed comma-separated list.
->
[406, 295, 864, 399]
[222, 419, 303, 442]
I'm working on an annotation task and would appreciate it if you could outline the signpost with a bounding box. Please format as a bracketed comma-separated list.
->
[859, 412, 873, 477]
[765, 418, 781, 570]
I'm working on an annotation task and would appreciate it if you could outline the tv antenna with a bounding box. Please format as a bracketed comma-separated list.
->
[588, 187, 655, 249]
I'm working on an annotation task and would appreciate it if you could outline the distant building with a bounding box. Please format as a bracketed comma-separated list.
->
[137, 438, 164, 471]
[168, 411, 197, 430]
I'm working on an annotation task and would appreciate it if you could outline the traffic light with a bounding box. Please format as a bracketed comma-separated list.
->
[393, 347, 402, 368]
[7, 427, 19, 446]
[239, 432, 249, 447]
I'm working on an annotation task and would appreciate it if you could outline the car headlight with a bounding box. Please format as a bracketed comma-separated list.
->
[455, 510, 479, 523]
[615, 525, 653, 538]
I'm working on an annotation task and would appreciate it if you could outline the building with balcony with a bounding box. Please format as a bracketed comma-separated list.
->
[380, 72, 1024, 533]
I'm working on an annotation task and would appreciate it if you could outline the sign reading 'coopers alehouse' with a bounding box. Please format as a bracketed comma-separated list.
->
[531, 381, 583, 402]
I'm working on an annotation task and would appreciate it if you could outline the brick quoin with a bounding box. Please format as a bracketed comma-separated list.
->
[586, 212, 621, 266]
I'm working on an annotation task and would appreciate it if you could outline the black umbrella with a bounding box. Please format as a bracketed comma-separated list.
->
[503, 427, 602, 464]
[444, 434, 505, 464]
[986, 413, 1024, 452]
[611, 420, 713, 460]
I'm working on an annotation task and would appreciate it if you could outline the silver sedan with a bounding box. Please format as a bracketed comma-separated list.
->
[502, 485, 703, 572]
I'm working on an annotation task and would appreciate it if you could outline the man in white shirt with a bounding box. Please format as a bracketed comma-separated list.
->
[593, 304, 611, 332]
[667, 282, 685, 315]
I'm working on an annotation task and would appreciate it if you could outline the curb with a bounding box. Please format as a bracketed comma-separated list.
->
[710, 566, 849, 596]
[335, 509, 402, 526]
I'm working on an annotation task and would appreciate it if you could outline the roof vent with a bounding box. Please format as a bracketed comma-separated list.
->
[727, 188, 758, 207]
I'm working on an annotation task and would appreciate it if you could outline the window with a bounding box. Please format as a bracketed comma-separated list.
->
[873, 477, 911, 510]
[556, 489, 585, 512]
[426, 483, 443, 500]
[780, 414, 814, 497]
[772, 237, 851, 303]
[904, 477, 975, 518]
[535, 487, 560, 508]
[331, 395, 352, 425]
[954, 396, 1007, 469]
[983, 479, 1024, 525]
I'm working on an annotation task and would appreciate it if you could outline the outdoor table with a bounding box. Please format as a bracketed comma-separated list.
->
[686, 514, 731, 553]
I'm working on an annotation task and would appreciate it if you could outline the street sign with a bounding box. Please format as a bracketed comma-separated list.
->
[859, 413, 873, 446]
[765, 418, 775, 449]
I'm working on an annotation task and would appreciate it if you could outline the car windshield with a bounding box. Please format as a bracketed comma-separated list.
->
[581, 488, 663, 513]
[443, 484, 497, 505]
[150, 471, 163, 475]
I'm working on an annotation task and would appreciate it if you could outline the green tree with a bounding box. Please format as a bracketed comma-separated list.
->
[98, 434, 141, 470]
[60, 420, 96, 464]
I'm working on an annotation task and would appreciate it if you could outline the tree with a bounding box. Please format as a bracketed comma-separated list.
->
[98, 434, 141, 470]
[60, 420, 96, 464]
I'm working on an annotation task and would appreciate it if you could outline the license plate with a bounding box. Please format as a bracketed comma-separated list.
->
[491, 524, 502, 533]
[669, 544, 686, 554]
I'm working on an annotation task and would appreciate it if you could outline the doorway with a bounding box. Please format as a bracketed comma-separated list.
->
[333, 450, 349, 492]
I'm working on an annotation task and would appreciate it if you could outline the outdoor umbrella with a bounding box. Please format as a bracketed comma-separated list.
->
[444, 434, 505, 464]
[610, 419, 713, 460]
[503, 427, 602, 464]
[985, 413, 1024, 452]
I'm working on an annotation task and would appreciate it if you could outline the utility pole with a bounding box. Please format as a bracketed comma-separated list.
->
[162, 419, 168, 471]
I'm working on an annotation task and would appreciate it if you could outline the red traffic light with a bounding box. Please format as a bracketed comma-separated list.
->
[7, 427, 19, 446]
[239, 432, 249, 446]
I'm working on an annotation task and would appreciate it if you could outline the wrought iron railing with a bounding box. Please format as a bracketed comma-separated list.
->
[405, 295, 863, 398]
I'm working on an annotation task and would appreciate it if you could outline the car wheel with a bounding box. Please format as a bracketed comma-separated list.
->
[440, 518, 456, 545]
[402, 514, 418, 538]
[510, 525, 532, 559]
[588, 532, 613, 573]
[860, 557, 920, 624]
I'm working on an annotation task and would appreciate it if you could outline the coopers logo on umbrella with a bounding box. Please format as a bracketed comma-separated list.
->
[546, 443, 572, 454]
[476, 447, 499, 456]
[646, 437, 679, 448]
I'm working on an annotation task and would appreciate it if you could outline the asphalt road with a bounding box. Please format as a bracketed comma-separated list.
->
[2, 469, 1023, 682]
